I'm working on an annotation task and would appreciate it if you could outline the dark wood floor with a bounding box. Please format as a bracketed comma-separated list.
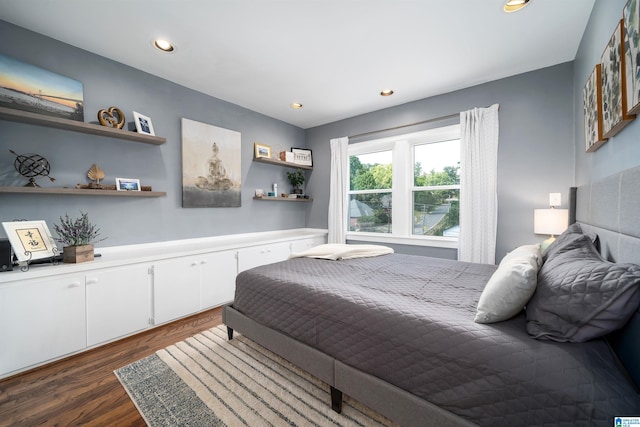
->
[0, 307, 222, 426]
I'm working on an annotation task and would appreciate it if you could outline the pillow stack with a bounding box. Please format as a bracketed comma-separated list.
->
[526, 224, 640, 342]
[474, 244, 542, 324]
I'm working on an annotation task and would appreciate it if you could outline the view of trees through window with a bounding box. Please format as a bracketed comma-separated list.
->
[349, 138, 460, 237]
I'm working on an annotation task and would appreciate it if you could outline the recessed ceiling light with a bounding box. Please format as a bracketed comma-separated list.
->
[290, 102, 303, 109]
[503, 0, 530, 13]
[380, 89, 394, 96]
[153, 39, 175, 52]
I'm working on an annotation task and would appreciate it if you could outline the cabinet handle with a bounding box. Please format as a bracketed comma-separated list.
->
[86, 278, 98, 285]
[190, 262, 198, 267]
[69, 282, 82, 288]
[200, 260, 207, 265]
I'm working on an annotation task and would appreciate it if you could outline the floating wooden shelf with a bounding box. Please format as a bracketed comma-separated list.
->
[253, 196, 312, 202]
[0, 106, 166, 145]
[0, 187, 166, 197]
[252, 156, 312, 170]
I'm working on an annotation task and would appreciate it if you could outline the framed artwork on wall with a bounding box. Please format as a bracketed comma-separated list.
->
[181, 118, 241, 208]
[0, 53, 84, 121]
[624, 0, 640, 115]
[2, 220, 57, 262]
[583, 64, 608, 152]
[254, 143, 272, 159]
[601, 19, 635, 138]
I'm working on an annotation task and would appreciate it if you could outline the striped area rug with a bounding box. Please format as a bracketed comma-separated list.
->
[115, 326, 398, 426]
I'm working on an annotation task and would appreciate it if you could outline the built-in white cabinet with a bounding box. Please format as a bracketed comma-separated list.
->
[153, 250, 238, 324]
[0, 228, 326, 378]
[86, 264, 152, 347]
[237, 241, 292, 272]
[200, 250, 237, 309]
[291, 236, 326, 253]
[0, 275, 86, 376]
[153, 257, 202, 325]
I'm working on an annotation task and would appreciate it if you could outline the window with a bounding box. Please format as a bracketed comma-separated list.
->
[347, 125, 460, 247]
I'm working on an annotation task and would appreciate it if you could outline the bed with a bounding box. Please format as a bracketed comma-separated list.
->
[223, 166, 640, 426]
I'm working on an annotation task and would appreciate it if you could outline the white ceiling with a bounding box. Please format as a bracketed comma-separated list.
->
[0, 0, 595, 129]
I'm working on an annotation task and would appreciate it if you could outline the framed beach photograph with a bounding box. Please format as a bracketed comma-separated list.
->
[116, 177, 141, 191]
[291, 147, 313, 166]
[601, 19, 635, 138]
[132, 111, 155, 136]
[2, 220, 57, 262]
[0, 53, 84, 121]
[583, 64, 608, 152]
[254, 143, 272, 159]
[624, 0, 640, 114]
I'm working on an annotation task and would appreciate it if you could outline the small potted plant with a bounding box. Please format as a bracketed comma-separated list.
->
[286, 168, 305, 195]
[54, 211, 105, 263]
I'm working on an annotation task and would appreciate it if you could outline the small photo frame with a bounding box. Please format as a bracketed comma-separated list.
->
[254, 143, 272, 159]
[116, 177, 141, 191]
[291, 147, 313, 166]
[2, 220, 57, 262]
[132, 111, 155, 136]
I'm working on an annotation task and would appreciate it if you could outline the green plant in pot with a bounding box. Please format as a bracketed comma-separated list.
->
[54, 211, 105, 263]
[286, 168, 305, 195]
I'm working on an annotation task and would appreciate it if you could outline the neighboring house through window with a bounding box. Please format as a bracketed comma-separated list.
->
[347, 124, 460, 248]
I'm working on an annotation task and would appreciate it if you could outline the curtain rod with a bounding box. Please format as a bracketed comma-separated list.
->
[347, 105, 499, 140]
[348, 112, 459, 139]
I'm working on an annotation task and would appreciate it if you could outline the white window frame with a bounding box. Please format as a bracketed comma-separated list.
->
[346, 124, 460, 248]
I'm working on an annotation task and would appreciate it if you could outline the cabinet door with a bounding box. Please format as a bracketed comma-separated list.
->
[0, 275, 86, 376]
[200, 251, 237, 309]
[86, 264, 152, 347]
[291, 236, 326, 253]
[153, 257, 201, 325]
[237, 241, 292, 272]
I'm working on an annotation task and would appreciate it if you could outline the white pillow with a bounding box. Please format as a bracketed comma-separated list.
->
[474, 244, 541, 324]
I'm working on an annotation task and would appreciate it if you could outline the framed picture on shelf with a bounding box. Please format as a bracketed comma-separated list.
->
[624, 0, 640, 115]
[254, 143, 272, 159]
[116, 177, 141, 191]
[291, 147, 313, 166]
[583, 64, 608, 152]
[601, 19, 635, 138]
[2, 220, 57, 262]
[132, 111, 155, 136]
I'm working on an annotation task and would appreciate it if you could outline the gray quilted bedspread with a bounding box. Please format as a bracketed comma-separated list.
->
[232, 254, 640, 426]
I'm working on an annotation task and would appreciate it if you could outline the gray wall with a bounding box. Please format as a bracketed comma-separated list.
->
[305, 63, 576, 262]
[0, 21, 308, 247]
[573, 0, 640, 185]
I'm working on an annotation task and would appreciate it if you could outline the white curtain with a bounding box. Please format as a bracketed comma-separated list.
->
[458, 104, 500, 264]
[328, 137, 349, 243]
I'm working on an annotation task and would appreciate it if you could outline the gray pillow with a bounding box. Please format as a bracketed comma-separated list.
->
[542, 222, 599, 262]
[526, 234, 640, 342]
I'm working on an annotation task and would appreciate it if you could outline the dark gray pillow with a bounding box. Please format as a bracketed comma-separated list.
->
[526, 234, 640, 342]
[542, 222, 599, 262]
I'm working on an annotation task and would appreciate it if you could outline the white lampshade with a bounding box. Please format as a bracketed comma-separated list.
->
[534, 208, 569, 236]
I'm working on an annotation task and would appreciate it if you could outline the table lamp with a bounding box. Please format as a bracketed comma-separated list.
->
[534, 193, 568, 252]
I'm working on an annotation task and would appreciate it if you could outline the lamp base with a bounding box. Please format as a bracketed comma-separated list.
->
[540, 236, 556, 253]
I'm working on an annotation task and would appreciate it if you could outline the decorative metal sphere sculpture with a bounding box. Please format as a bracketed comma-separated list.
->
[10, 149, 56, 187]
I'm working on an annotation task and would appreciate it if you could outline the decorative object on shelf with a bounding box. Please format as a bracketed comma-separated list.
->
[97, 106, 125, 129]
[10, 149, 56, 187]
[255, 189, 264, 197]
[2, 220, 58, 265]
[53, 212, 105, 263]
[0, 53, 84, 121]
[583, 64, 608, 152]
[181, 118, 241, 207]
[286, 168, 305, 194]
[624, 0, 640, 115]
[601, 19, 635, 138]
[132, 111, 155, 135]
[254, 143, 272, 159]
[279, 151, 294, 162]
[291, 147, 313, 166]
[115, 177, 141, 191]
[87, 163, 106, 189]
